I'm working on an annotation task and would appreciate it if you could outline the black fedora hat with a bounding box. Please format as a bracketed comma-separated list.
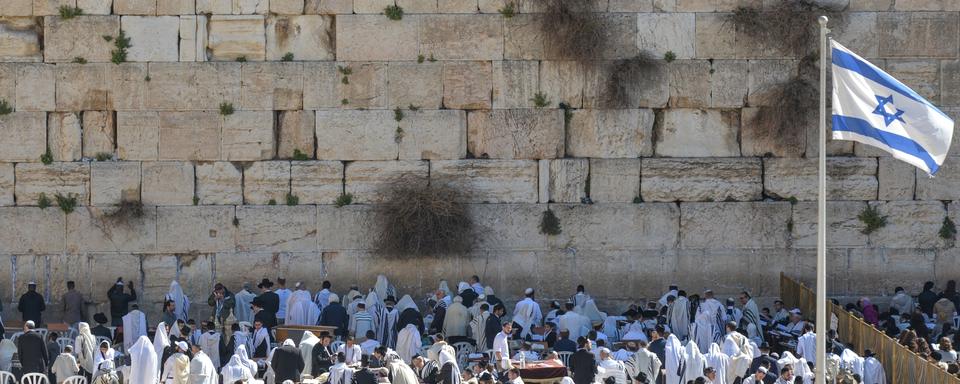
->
[257, 278, 274, 288]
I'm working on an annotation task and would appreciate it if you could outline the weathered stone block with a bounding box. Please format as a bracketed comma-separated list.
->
[15, 64, 56, 111]
[336, 15, 419, 61]
[878, 12, 959, 58]
[243, 161, 290, 204]
[121, 16, 179, 62]
[642, 158, 762, 202]
[107, 63, 149, 111]
[302, 62, 338, 109]
[739, 107, 807, 158]
[879, 157, 916, 200]
[694, 13, 735, 59]
[547, 159, 587, 203]
[850, 0, 890, 10]
[466, 204, 547, 250]
[194, 0, 228, 13]
[208, 15, 266, 61]
[710, 60, 748, 108]
[655, 109, 740, 157]
[667, 60, 710, 108]
[763, 158, 878, 201]
[145, 63, 241, 110]
[55, 64, 111, 110]
[315, 110, 397, 160]
[221, 111, 275, 161]
[271, 0, 304, 13]
[156, 0, 194, 14]
[437, 0, 475, 12]
[492, 61, 539, 109]
[894, 0, 960, 10]
[637, 13, 695, 59]
[870, 201, 946, 248]
[158, 111, 221, 161]
[746, 60, 797, 106]
[0, 208, 66, 253]
[195, 162, 243, 205]
[0, 65, 11, 105]
[467, 109, 564, 159]
[442, 61, 492, 110]
[0, 163, 13, 206]
[113, 0, 155, 14]
[43, 16, 118, 62]
[116, 111, 159, 160]
[0, 18, 41, 62]
[917, 156, 960, 200]
[0, 112, 45, 162]
[290, 161, 342, 204]
[386, 63, 442, 109]
[66, 207, 157, 253]
[353, 0, 392, 12]
[337, 62, 388, 109]
[885, 59, 939, 101]
[551, 203, 680, 249]
[941, 60, 960, 106]
[680, 202, 791, 249]
[277, 110, 315, 159]
[345, 161, 428, 203]
[304, 0, 352, 13]
[791, 201, 868, 248]
[178, 15, 206, 62]
[539, 61, 584, 108]
[48, 112, 82, 161]
[0, 0, 32, 16]
[157, 206, 236, 252]
[398, 110, 467, 160]
[81, 111, 115, 158]
[141, 161, 194, 205]
[831, 12, 880, 58]
[240, 62, 303, 110]
[316, 205, 378, 249]
[588, 158, 639, 203]
[430, 160, 538, 203]
[419, 15, 503, 60]
[15, 162, 90, 205]
[33, 0, 74, 15]
[229, 0, 269, 14]
[266, 15, 335, 61]
[236, 206, 318, 252]
[567, 109, 654, 158]
[90, 161, 140, 205]
[502, 15, 549, 60]
[582, 60, 669, 108]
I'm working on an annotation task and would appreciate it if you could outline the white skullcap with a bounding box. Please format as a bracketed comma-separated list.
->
[524, 288, 534, 295]
[176, 341, 188, 351]
[329, 293, 340, 303]
[27, 281, 36, 285]
[758, 367, 768, 374]
[25, 320, 35, 328]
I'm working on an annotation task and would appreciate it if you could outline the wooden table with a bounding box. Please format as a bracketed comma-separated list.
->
[516, 360, 567, 383]
[275, 325, 337, 342]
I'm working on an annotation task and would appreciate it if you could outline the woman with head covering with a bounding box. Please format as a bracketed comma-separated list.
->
[93, 340, 116, 380]
[129, 335, 160, 384]
[438, 348, 462, 384]
[165, 281, 191, 322]
[234, 344, 258, 377]
[91, 360, 120, 384]
[396, 323, 423, 364]
[386, 352, 421, 384]
[161, 341, 191, 384]
[299, 331, 320, 375]
[860, 298, 880, 325]
[75, 322, 97, 379]
[154, 321, 171, 358]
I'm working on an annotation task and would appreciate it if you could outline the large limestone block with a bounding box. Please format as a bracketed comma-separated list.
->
[208, 15, 266, 61]
[141, 161, 195, 205]
[15, 64, 56, 111]
[588, 158, 639, 203]
[550, 203, 680, 249]
[641, 158, 762, 202]
[879, 157, 916, 200]
[791, 201, 868, 248]
[316, 205, 379, 249]
[34, 0, 75, 16]
[430, 160, 539, 203]
[303, 0, 351, 13]
[221, 111, 275, 160]
[353, 0, 391, 13]
[236, 206, 318, 252]
[196, 0, 231, 13]
[90, 161, 140, 205]
[105, 63, 149, 111]
[315, 110, 397, 160]
[745, 60, 797, 107]
[739, 107, 807, 158]
[156, 0, 195, 14]
[710, 60, 748, 108]
[114, 0, 156, 14]
[879, 12, 959, 57]
[336, 15, 418, 61]
[158, 111, 221, 161]
[0, 112, 45, 162]
[547, 159, 588, 203]
[116, 111, 159, 160]
[885, 59, 939, 101]
[442, 61, 492, 110]
[567, 109, 654, 158]
[243, 161, 291, 204]
[680, 202, 791, 249]
[637, 13, 695, 59]
[157, 206, 236, 252]
[492, 61, 538, 109]
[232, 0, 269, 14]
[195, 162, 243, 205]
[240, 62, 303, 110]
[271, 0, 303, 13]
[290, 161, 342, 204]
[121, 16, 179, 62]
[0, 18, 42, 62]
[145, 63, 241, 110]
[66, 207, 157, 252]
[916, 156, 960, 200]
[0, 208, 66, 253]
[655, 109, 740, 157]
[266, 15, 334, 61]
[15, 162, 90, 205]
[43, 16, 118, 62]
[178, 15, 206, 62]
[344, 161, 428, 203]
[539, 61, 584, 108]
[277, 110, 315, 159]
[869, 201, 946, 248]
[502, 15, 548, 60]
[667, 60, 710, 108]
[400, 0, 438, 12]
[386, 63, 442, 109]
[468, 204, 547, 250]
[694, 13, 735, 59]
[48, 112, 82, 162]
[0, 163, 12, 206]
[82, 111, 115, 158]
[467, 109, 564, 159]
[398, 110, 467, 160]
[419, 15, 503, 60]
[582, 60, 669, 108]
[764, 158, 878, 201]
[0, 0, 32, 16]
[337, 62, 388, 109]
[55, 64, 111, 110]
[0, 65, 11, 105]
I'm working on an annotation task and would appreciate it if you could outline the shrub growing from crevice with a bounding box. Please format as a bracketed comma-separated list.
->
[376, 180, 472, 258]
[941, 217, 957, 240]
[110, 30, 131, 64]
[335, 193, 353, 207]
[540, 209, 562, 235]
[535, 0, 606, 62]
[55, 193, 78, 214]
[602, 52, 662, 108]
[0, 99, 11, 116]
[749, 76, 817, 152]
[858, 205, 887, 235]
[104, 198, 144, 223]
[38, 193, 51, 209]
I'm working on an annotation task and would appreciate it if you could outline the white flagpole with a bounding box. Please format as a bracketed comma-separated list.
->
[816, 15, 829, 384]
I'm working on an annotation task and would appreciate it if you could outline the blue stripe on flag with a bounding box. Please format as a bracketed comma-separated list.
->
[832, 115, 939, 173]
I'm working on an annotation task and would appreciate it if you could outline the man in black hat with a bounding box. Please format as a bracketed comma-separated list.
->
[17, 282, 46, 324]
[353, 355, 381, 384]
[256, 278, 280, 321]
[747, 342, 778, 383]
[253, 296, 277, 330]
[92, 313, 113, 339]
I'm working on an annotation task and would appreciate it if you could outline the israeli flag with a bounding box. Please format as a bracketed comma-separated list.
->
[831, 40, 954, 175]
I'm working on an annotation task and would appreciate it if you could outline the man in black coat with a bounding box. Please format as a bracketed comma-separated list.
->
[17, 282, 45, 324]
[396, 306, 424, 335]
[459, 287, 478, 308]
[353, 355, 380, 384]
[107, 279, 137, 326]
[312, 334, 335, 376]
[567, 337, 596, 384]
[271, 339, 305, 383]
[919, 281, 939, 315]
[484, 304, 505, 349]
[646, 325, 667, 367]
[256, 278, 280, 318]
[320, 295, 349, 337]
[17, 321, 48, 374]
[553, 329, 577, 353]
[91, 313, 113, 340]
[253, 297, 277, 331]
[747, 342, 779, 379]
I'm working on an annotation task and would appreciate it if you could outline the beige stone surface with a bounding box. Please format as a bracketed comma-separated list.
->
[302, 62, 338, 109]
[116, 111, 159, 160]
[666, 60, 710, 108]
[419, 15, 503, 60]
[637, 13, 695, 59]
[344, 160, 428, 203]
[107, 63, 149, 111]
[567, 109, 654, 158]
[547, 159, 588, 203]
[467, 204, 547, 250]
[271, 0, 304, 13]
[66, 206, 157, 252]
[739, 107, 807, 158]
[764, 158, 879, 201]
[680, 202, 791, 249]
[290, 161, 342, 204]
[304, 0, 352, 13]
[467, 109, 564, 159]
[539, 61, 584, 108]
[0, 0, 32, 16]
[792, 201, 868, 248]
[82, 111, 115, 158]
[232, 0, 269, 14]
[400, 0, 437, 12]
[266, 15, 335, 61]
[0, 164, 11, 206]
[710, 60, 748, 108]
[879, 12, 959, 57]
[178, 15, 205, 61]
[196, 0, 231, 13]
[114, 0, 156, 14]
[145, 63, 241, 110]
[157, 206, 236, 252]
[641, 158, 762, 202]
[0, 112, 45, 162]
[236, 206, 318, 251]
[398, 110, 467, 160]
[15, 64, 56, 111]
[315, 110, 397, 160]
[315, 205, 379, 249]
[336, 15, 419, 61]
[0, 18, 41, 62]
[122, 16, 179, 62]
[43, 16, 118, 63]
[492, 60, 538, 109]
[243, 161, 290, 204]
[221, 111, 275, 160]
[337, 62, 388, 109]
[353, 0, 392, 12]
[208, 15, 266, 61]
[240, 62, 303, 110]
[549, 203, 680, 249]
[582, 60, 669, 108]
[48, 112, 82, 161]
[431, 160, 539, 203]
[879, 157, 916, 200]
[694, 13, 734, 59]
[15, 162, 90, 205]
[916, 156, 960, 200]
[90, 161, 140, 205]
[869, 201, 946, 248]
[195, 162, 243, 205]
[156, 0, 195, 14]
[55, 64, 111, 110]
[158, 111, 221, 161]
[386, 63, 442, 109]
[33, 0, 75, 16]
[277, 110, 315, 159]
[141, 161, 195, 205]
[588, 158, 640, 203]
[655, 109, 740, 157]
[442, 61, 492, 110]
[437, 0, 475, 12]
[0, 207, 66, 253]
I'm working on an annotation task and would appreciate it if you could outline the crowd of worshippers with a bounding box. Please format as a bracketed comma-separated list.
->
[1, 277, 890, 384]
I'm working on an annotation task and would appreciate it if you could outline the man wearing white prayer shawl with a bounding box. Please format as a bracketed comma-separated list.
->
[664, 334, 687, 384]
[367, 291, 391, 343]
[579, 300, 606, 329]
[738, 292, 764, 343]
[162, 341, 191, 384]
[795, 323, 816, 365]
[704, 343, 729, 384]
[51, 346, 80, 384]
[862, 350, 885, 384]
[693, 298, 722, 355]
[155, 321, 171, 358]
[338, 336, 363, 365]
[840, 349, 864, 379]
[396, 323, 422, 364]
[658, 286, 678, 308]
[470, 305, 490, 348]
[122, 306, 147, 351]
[286, 285, 321, 326]
[438, 281, 453, 306]
[443, 296, 471, 338]
[199, 322, 222, 368]
[375, 275, 395, 303]
[233, 283, 256, 324]
[0, 339, 14, 372]
[558, 303, 586, 340]
[890, 287, 913, 317]
[596, 348, 628, 384]
[75, 322, 98, 377]
[625, 341, 660, 384]
[220, 353, 256, 383]
[329, 353, 354, 384]
[166, 281, 191, 322]
[361, 332, 381, 355]
[667, 293, 690, 341]
[190, 343, 218, 384]
[513, 288, 542, 339]
[385, 353, 420, 384]
[129, 335, 160, 384]
[684, 340, 706, 383]
[722, 322, 748, 358]
[299, 331, 320, 375]
[571, 285, 591, 309]
[383, 297, 400, 348]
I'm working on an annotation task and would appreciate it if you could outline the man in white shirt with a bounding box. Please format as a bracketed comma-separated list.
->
[360, 330, 381, 356]
[795, 323, 816, 365]
[493, 322, 513, 371]
[275, 278, 292, 325]
[337, 336, 363, 365]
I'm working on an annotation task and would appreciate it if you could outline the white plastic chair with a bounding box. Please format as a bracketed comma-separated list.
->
[9, 332, 22, 342]
[331, 341, 344, 353]
[20, 372, 49, 384]
[57, 337, 74, 352]
[62, 377, 86, 384]
[451, 341, 474, 366]
[556, 351, 573, 366]
[0, 371, 15, 384]
[33, 328, 48, 340]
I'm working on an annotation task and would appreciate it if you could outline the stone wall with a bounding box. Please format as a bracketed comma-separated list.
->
[2, 0, 960, 322]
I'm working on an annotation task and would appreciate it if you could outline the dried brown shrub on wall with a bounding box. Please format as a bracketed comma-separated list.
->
[376, 177, 473, 258]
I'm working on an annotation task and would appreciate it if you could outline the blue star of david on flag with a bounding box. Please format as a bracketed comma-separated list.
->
[872, 95, 905, 127]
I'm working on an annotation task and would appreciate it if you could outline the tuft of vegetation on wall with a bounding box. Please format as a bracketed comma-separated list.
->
[376, 178, 472, 258]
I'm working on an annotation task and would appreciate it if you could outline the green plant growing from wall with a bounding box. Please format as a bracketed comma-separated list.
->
[144, 75, 151, 82]
[540, 209, 562, 235]
[233, 217, 240, 226]
[428, 54, 436, 62]
[104, 198, 144, 223]
[192, 196, 199, 205]
[102, 35, 113, 42]
[40, 149, 53, 165]
[59, 5, 83, 18]
[394, 107, 404, 122]
[408, 104, 420, 111]
[395, 126, 404, 144]
[219, 102, 234, 115]
[341, 98, 349, 105]
[72, 57, 87, 64]
[37, 193, 51, 209]
[499, 2, 515, 17]
[111, 30, 131, 64]
[55, 193, 78, 214]
[384, 5, 404, 20]
[531, 92, 551, 108]
[663, 51, 676, 62]
[282, 52, 295, 61]
[858, 205, 887, 235]
[335, 193, 353, 207]
[376, 179, 472, 257]
[787, 196, 799, 205]
[268, 199, 277, 205]
[236, 56, 247, 62]
[632, 196, 642, 204]
[94, 152, 113, 161]
[0, 99, 11, 116]
[941, 217, 957, 240]
[286, 193, 299, 206]
[417, 55, 425, 63]
[292, 149, 310, 161]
